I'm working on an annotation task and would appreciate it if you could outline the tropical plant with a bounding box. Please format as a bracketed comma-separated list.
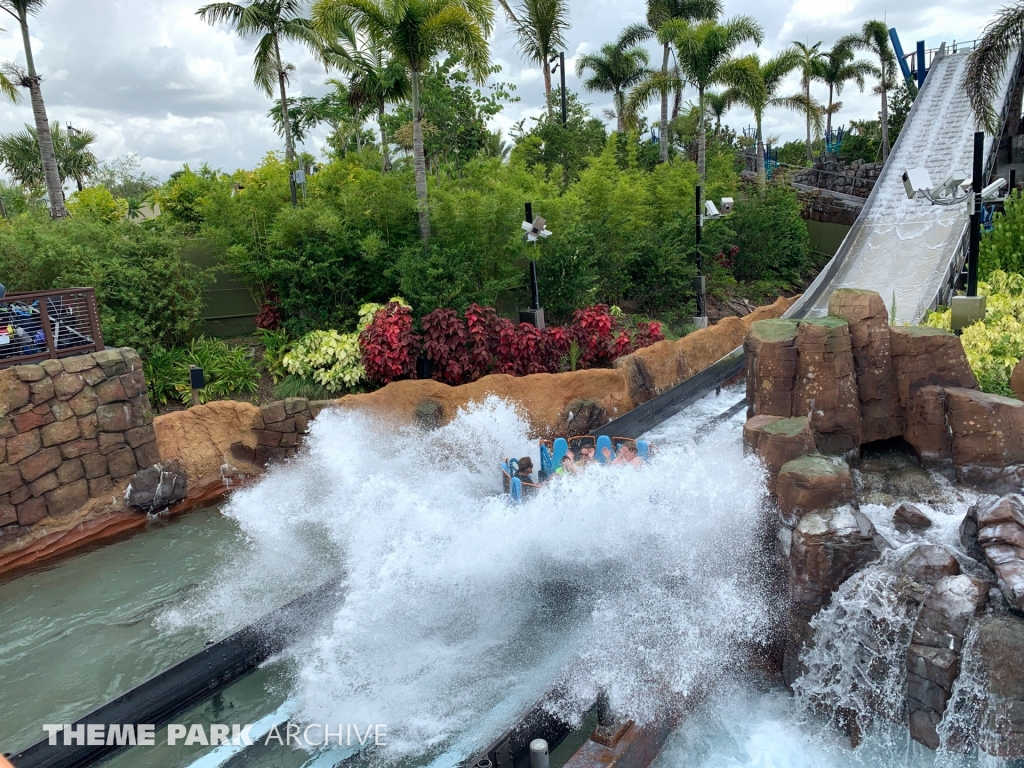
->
[497, 0, 568, 112]
[312, 0, 494, 246]
[144, 338, 260, 408]
[981, 190, 1024, 275]
[66, 187, 128, 223]
[704, 89, 730, 136]
[818, 35, 873, 142]
[0, 121, 98, 189]
[282, 328, 366, 391]
[851, 20, 897, 160]
[793, 40, 826, 164]
[724, 49, 803, 185]
[662, 15, 763, 180]
[576, 30, 652, 133]
[641, 0, 721, 164]
[197, 0, 319, 163]
[359, 299, 420, 384]
[925, 271, 1024, 395]
[0, 0, 64, 217]
[964, 3, 1024, 132]
[257, 327, 291, 383]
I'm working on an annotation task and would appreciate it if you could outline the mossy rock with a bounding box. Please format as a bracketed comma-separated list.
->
[762, 416, 811, 437]
[749, 318, 799, 343]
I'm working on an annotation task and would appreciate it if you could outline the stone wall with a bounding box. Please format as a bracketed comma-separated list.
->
[797, 189, 862, 226]
[792, 159, 882, 199]
[0, 349, 158, 535]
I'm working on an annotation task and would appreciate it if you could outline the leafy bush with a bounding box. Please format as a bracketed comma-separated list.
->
[144, 337, 260, 407]
[67, 187, 128, 223]
[257, 328, 291, 384]
[726, 183, 812, 285]
[924, 271, 1024, 395]
[981, 190, 1024, 276]
[360, 300, 419, 385]
[272, 374, 336, 401]
[282, 329, 365, 393]
[420, 308, 471, 385]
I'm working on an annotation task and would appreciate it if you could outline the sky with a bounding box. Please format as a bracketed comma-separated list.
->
[0, 0, 998, 180]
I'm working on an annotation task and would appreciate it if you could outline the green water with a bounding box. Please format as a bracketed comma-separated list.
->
[805, 219, 850, 257]
[0, 509, 243, 755]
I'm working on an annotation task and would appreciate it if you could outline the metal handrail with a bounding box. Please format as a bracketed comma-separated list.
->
[0, 287, 104, 369]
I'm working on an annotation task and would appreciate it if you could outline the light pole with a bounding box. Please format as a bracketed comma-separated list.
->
[694, 185, 706, 328]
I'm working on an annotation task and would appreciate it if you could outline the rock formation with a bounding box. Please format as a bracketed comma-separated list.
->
[792, 318, 861, 455]
[964, 495, 1024, 614]
[127, 459, 188, 513]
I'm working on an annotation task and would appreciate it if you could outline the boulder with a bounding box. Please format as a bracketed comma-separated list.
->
[973, 495, 1024, 613]
[793, 318, 861, 455]
[745, 319, 800, 418]
[742, 414, 782, 454]
[890, 327, 977, 411]
[967, 615, 1024, 756]
[126, 459, 188, 513]
[777, 455, 855, 522]
[907, 575, 989, 749]
[562, 399, 608, 436]
[415, 399, 443, 430]
[896, 544, 961, 606]
[1012, 357, 1024, 401]
[612, 354, 657, 405]
[827, 289, 903, 442]
[753, 416, 817, 492]
[944, 388, 1024, 491]
[905, 386, 952, 465]
[894, 502, 932, 533]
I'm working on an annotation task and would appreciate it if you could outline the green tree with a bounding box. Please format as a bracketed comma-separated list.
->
[93, 154, 160, 200]
[818, 36, 872, 143]
[510, 91, 607, 187]
[0, 0, 66, 218]
[0, 121, 98, 190]
[268, 83, 376, 155]
[497, 0, 569, 112]
[198, 0, 319, 163]
[642, 0, 721, 164]
[724, 49, 803, 186]
[575, 30, 652, 133]
[852, 20, 897, 161]
[663, 15, 763, 180]
[965, 3, 1024, 132]
[887, 79, 913, 143]
[313, 0, 493, 246]
[704, 89, 729, 137]
[793, 40, 826, 164]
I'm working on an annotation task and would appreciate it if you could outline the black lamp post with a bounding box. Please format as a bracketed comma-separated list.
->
[693, 185, 707, 328]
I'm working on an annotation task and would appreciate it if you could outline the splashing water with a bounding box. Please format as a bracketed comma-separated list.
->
[163, 396, 772, 763]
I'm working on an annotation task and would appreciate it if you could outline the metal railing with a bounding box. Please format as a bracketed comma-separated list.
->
[908, 39, 980, 80]
[0, 287, 104, 369]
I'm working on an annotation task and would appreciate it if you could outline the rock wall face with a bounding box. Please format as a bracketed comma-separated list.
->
[0, 349, 158, 534]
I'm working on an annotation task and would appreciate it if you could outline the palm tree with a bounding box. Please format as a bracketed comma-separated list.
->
[664, 15, 763, 180]
[575, 31, 652, 133]
[644, 0, 722, 163]
[497, 0, 568, 113]
[818, 36, 873, 143]
[0, 0, 65, 217]
[313, 0, 493, 246]
[964, 3, 1024, 132]
[0, 121, 98, 190]
[318, 23, 411, 171]
[704, 89, 729, 136]
[852, 20, 897, 161]
[724, 48, 803, 185]
[198, 1, 319, 164]
[793, 41, 826, 164]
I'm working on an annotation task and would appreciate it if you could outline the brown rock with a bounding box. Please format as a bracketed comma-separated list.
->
[29, 377, 54, 403]
[12, 409, 47, 433]
[56, 458, 84, 485]
[256, 429, 281, 447]
[0, 467, 24, 495]
[0, 499, 15, 526]
[98, 431, 126, 451]
[7, 429, 41, 464]
[27, 472, 59, 498]
[279, 432, 298, 447]
[52, 371, 85, 400]
[40, 418, 80, 447]
[96, 403, 134, 432]
[9, 485, 28, 505]
[94, 376, 128, 404]
[414, 400, 442, 430]
[60, 438, 98, 460]
[126, 459, 187, 511]
[793, 317, 861, 454]
[68, 387, 99, 417]
[944, 389, 1024, 490]
[121, 347, 142, 372]
[828, 291, 903, 442]
[890, 327, 977, 411]
[16, 496, 47, 525]
[44, 478, 88, 517]
[106, 447, 137, 479]
[88, 476, 113, 498]
[899, 544, 960, 588]
[742, 414, 782, 453]
[79, 413, 98, 439]
[124, 424, 156, 449]
[265, 417, 297, 433]
[61, 353, 97, 374]
[261, 400, 287, 425]
[894, 502, 932, 532]
[562, 399, 608, 436]
[294, 412, 310, 433]
[905, 386, 951, 464]
[777, 455, 856, 522]
[612, 354, 657, 404]
[93, 348, 127, 376]
[0, 417, 16, 438]
[80, 453, 107, 479]
[19, 446, 62, 483]
[1012, 358, 1024, 401]
[40, 360, 62, 376]
[133, 440, 161, 469]
[284, 396, 309, 415]
[120, 369, 146, 398]
[308, 400, 334, 419]
[14, 364, 45, 382]
[745, 318, 800, 418]
[7, 379, 29, 410]
[50, 401, 74, 421]
[82, 367, 106, 387]
[974, 495, 1024, 613]
[255, 445, 291, 467]
[959, 615, 1024, 756]
[754, 416, 817, 492]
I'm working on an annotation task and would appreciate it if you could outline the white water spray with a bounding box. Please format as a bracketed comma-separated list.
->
[164, 397, 772, 763]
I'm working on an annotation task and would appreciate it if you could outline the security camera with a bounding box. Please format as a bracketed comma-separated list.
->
[705, 200, 720, 218]
[720, 197, 734, 215]
[903, 168, 932, 199]
[935, 170, 969, 198]
[981, 178, 1007, 201]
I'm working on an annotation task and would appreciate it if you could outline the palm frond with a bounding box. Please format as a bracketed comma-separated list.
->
[964, 4, 1024, 132]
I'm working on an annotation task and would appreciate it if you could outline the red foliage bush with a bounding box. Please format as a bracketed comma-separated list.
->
[255, 291, 281, 330]
[360, 301, 420, 385]
[568, 305, 618, 368]
[465, 303, 502, 380]
[420, 308, 471, 385]
[632, 320, 665, 349]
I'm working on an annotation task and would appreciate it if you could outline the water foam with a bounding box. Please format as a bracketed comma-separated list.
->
[165, 396, 772, 762]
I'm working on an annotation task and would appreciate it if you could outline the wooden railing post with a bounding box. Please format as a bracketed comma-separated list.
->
[37, 295, 57, 359]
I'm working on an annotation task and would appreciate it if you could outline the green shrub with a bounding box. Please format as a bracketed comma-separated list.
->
[143, 337, 260, 407]
[981, 190, 1024, 276]
[282, 329, 365, 393]
[272, 374, 336, 401]
[726, 183, 812, 285]
[67, 187, 127, 223]
[257, 328, 291, 384]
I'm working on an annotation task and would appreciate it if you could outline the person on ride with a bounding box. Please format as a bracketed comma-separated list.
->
[515, 456, 534, 484]
[612, 443, 643, 468]
[555, 451, 578, 476]
[577, 444, 596, 468]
